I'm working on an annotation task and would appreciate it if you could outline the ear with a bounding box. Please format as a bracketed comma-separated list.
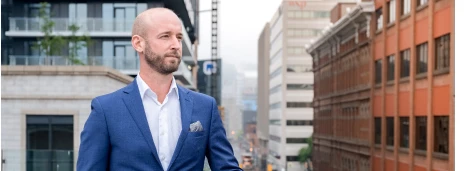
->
[131, 35, 145, 53]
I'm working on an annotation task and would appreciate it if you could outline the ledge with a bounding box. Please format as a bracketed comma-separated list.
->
[400, 14, 411, 22]
[1, 65, 134, 84]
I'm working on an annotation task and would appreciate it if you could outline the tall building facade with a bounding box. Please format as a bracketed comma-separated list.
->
[266, 0, 357, 170]
[307, 0, 454, 170]
[307, 2, 374, 170]
[257, 23, 270, 171]
[1, 0, 199, 90]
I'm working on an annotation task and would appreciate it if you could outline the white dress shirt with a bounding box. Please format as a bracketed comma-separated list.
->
[136, 74, 182, 171]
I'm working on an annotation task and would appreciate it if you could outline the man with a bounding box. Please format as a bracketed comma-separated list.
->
[77, 8, 241, 171]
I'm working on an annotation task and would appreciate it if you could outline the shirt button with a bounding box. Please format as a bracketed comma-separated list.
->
[160, 131, 165, 136]
[161, 155, 165, 160]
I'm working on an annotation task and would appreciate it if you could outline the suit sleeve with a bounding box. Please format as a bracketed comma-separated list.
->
[206, 98, 242, 171]
[77, 98, 110, 171]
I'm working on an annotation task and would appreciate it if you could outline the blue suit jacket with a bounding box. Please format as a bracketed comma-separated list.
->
[77, 79, 241, 171]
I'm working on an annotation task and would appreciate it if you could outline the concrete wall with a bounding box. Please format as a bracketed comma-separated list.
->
[1, 66, 132, 171]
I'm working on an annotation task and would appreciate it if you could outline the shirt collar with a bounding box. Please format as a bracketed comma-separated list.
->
[136, 73, 179, 100]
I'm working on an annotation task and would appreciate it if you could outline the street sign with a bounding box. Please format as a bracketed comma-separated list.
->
[203, 60, 217, 75]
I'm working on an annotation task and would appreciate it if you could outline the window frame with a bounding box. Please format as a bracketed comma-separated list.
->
[400, 49, 411, 78]
[434, 33, 450, 72]
[416, 42, 428, 74]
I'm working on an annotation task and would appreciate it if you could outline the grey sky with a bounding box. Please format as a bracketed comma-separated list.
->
[197, 0, 283, 74]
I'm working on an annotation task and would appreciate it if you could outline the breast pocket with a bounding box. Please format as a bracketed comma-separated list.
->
[189, 130, 205, 138]
[188, 131, 207, 152]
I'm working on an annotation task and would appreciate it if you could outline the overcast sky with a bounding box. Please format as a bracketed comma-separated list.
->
[197, 0, 283, 75]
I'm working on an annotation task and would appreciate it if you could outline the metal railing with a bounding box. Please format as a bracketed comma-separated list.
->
[2, 149, 74, 171]
[8, 55, 141, 71]
[9, 55, 103, 66]
[9, 17, 134, 32]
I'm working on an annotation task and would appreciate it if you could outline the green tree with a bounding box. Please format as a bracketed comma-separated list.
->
[33, 2, 92, 65]
[32, 2, 66, 64]
[67, 24, 92, 65]
[298, 136, 313, 171]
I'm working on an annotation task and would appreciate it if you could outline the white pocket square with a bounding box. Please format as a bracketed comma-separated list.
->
[189, 121, 203, 132]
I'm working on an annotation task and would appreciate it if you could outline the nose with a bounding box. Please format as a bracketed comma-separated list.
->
[170, 36, 182, 51]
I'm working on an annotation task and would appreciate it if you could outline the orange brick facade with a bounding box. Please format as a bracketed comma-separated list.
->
[310, 0, 454, 170]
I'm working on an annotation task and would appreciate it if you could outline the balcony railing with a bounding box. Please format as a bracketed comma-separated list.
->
[9, 55, 139, 71]
[2, 149, 74, 171]
[8, 17, 134, 33]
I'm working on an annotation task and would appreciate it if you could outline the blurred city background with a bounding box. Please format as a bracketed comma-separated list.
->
[0, 0, 454, 171]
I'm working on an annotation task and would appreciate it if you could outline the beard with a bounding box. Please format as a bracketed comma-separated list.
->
[143, 45, 181, 75]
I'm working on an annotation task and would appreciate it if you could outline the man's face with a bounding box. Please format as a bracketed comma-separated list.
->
[143, 17, 183, 75]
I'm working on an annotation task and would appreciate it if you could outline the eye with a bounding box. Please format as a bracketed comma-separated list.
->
[161, 35, 169, 38]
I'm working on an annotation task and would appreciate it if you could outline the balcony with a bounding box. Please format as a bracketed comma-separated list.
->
[2, 149, 74, 171]
[7, 55, 194, 87]
[5, 17, 195, 64]
[6, 18, 134, 37]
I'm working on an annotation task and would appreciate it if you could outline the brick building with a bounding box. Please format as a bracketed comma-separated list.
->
[307, 0, 454, 170]
[307, 2, 374, 170]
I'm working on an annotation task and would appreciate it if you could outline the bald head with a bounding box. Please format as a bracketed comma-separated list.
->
[132, 8, 181, 38]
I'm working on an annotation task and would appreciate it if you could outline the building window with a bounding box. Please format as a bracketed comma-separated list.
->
[388, 0, 396, 24]
[386, 117, 394, 146]
[270, 119, 281, 126]
[416, 116, 427, 151]
[270, 49, 283, 65]
[270, 67, 282, 80]
[387, 55, 395, 81]
[287, 102, 313, 108]
[434, 116, 449, 154]
[69, 3, 88, 19]
[270, 135, 281, 142]
[286, 120, 313, 126]
[270, 84, 281, 94]
[27, 115, 74, 171]
[375, 60, 382, 84]
[416, 42, 428, 74]
[287, 29, 321, 37]
[286, 138, 308, 144]
[375, 117, 382, 144]
[270, 102, 281, 109]
[400, 117, 410, 148]
[288, 11, 329, 19]
[401, 0, 411, 15]
[287, 65, 313, 73]
[400, 49, 411, 78]
[287, 84, 314, 90]
[313, 11, 330, 18]
[435, 34, 450, 71]
[288, 11, 295, 18]
[417, 0, 428, 7]
[286, 156, 299, 162]
[287, 47, 305, 55]
[376, 8, 383, 30]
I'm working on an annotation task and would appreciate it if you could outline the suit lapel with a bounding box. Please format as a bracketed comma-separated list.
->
[167, 86, 193, 170]
[122, 80, 163, 168]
